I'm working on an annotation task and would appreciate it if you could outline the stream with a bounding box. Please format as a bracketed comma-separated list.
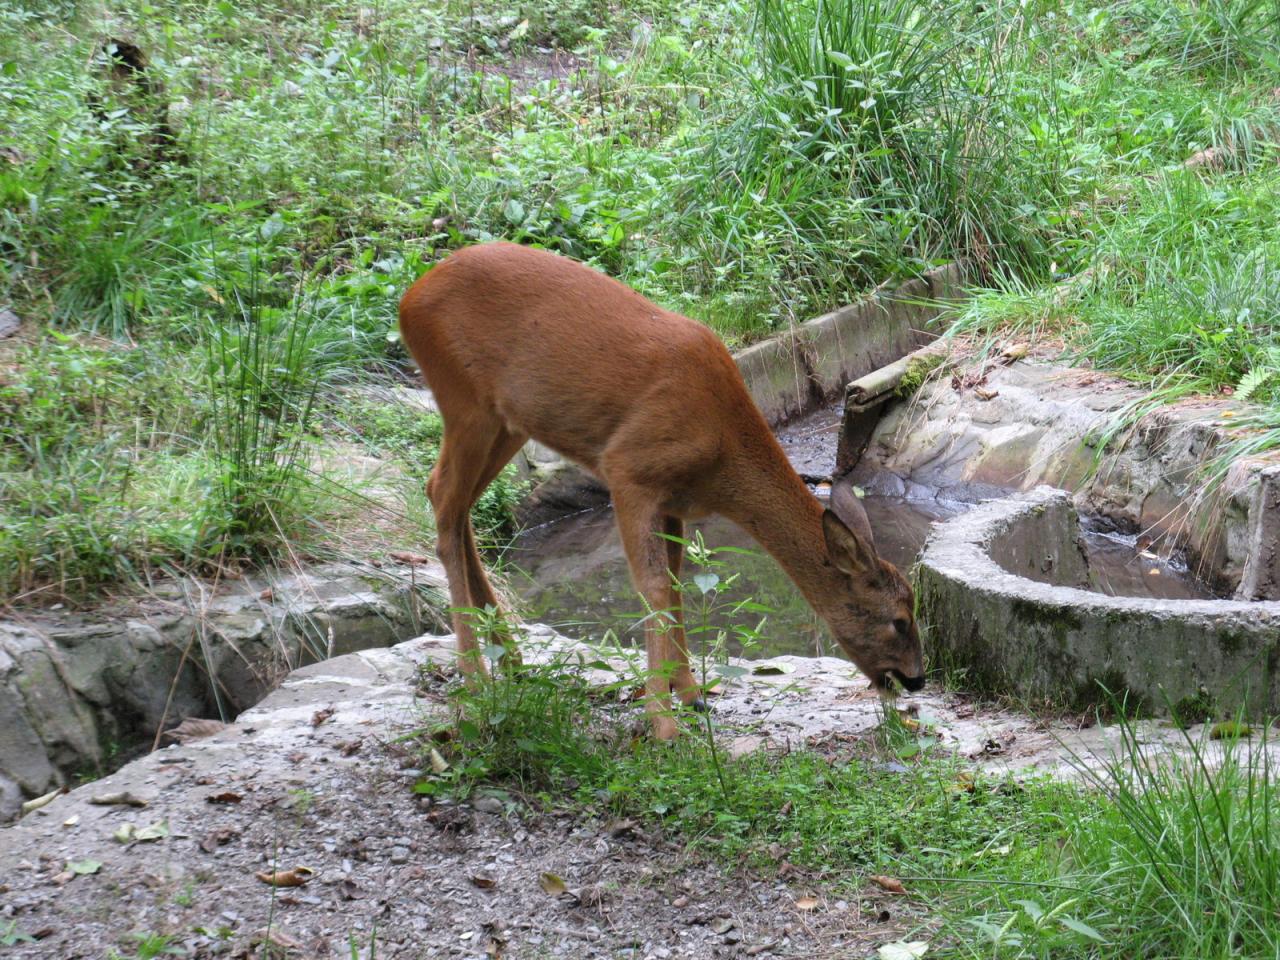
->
[506, 404, 1215, 659]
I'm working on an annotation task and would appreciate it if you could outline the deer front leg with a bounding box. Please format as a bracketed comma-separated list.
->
[663, 516, 703, 710]
[613, 495, 682, 740]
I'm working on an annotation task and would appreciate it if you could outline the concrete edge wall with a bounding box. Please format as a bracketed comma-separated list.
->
[517, 262, 969, 521]
[916, 487, 1280, 717]
[0, 562, 450, 819]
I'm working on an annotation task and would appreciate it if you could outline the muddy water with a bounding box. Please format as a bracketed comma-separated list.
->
[507, 405, 1215, 659]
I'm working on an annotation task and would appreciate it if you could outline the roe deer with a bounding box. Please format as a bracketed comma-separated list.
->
[399, 242, 924, 739]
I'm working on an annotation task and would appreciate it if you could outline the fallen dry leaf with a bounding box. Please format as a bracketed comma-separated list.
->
[471, 874, 497, 889]
[878, 941, 929, 960]
[255, 866, 314, 887]
[429, 747, 450, 774]
[206, 790, 243, 805]
[311, 707, 336, 727]
[198, 827, 240, 853]
[133, 820, 169, 842]
[20, 789, 62, 816]
[389, 550, 432, 565]
[794, 895, 820, 911]
[974, 387, 1000, 401]
[251, 927, 307, 953]
[538, 872, 567, 896]
[164, 718, 229, 744]
[999, 343, 1029, 363]
[870, 875, 907, 894]
[88, 791, 148, 807]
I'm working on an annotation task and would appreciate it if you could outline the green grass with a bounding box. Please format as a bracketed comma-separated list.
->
[415, 642, 1080, 884]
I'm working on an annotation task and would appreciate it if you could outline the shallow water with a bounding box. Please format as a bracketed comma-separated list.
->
[506, 405, 1216, 659]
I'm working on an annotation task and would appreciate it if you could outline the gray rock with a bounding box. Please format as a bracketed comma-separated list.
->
[0, 562, 448, 817]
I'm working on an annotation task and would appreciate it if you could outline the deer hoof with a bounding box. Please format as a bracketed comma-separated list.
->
[686, 697, 709, 713]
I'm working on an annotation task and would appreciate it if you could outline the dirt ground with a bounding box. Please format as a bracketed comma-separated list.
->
[0, 630, 1221, 960]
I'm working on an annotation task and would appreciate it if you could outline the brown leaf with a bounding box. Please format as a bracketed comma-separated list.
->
[998, 343, 1029, 364]
[870, 874, 906, 894]
[255, 866, 314, 887]
[198, 827, 240, 853]
[251, 927, 307, 953]
[338, 878, 363, 900]
[389, 550, 432, 565]
[164, 718, 229, 744]
[794, 895, 820, 911]
[471, 874, 497, 889]
[259, 587, 274, 601]
[336, 738, 363, 757]
[205, 791, 243, 805]
[311, 707, 335, 727]
[974, 387, 1000, 401]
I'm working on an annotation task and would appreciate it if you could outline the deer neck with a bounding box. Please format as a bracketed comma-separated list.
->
[718, 442, 843, 614]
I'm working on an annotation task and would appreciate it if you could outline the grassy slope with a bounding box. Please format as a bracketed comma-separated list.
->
[6, 0, 1277, 596]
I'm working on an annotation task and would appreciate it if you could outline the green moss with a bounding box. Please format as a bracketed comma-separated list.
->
[893, 352, 950, 398]
[1171, 688, 1217, 728]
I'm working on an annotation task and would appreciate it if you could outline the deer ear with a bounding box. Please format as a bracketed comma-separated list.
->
[829, 483, 876, 552]
[822, 509, 879, 577]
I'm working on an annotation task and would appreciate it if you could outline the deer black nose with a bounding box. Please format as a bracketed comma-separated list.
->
[886, 669, 925, 693]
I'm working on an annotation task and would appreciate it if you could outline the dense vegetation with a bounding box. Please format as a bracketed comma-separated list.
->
[3, 0, 1279, 597]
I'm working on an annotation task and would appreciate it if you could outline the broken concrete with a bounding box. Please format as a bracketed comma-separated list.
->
[916, 487, 1280, 717]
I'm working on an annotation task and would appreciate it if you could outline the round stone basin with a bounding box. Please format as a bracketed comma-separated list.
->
[916, 487, 1280, 719]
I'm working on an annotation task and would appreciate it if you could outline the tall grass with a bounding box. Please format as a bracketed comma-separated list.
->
[204, 270, 326, 558]
[678, 0, 1057, 316]
[959, 713, 1280, 958]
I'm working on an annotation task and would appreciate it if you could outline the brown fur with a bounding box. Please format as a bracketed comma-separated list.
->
[399, 242, 924, 738]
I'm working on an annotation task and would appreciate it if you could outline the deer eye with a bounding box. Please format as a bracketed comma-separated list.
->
[893, 618, 909, 636]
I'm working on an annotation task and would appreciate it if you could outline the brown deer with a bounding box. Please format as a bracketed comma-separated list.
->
[399, 242, 924, 739]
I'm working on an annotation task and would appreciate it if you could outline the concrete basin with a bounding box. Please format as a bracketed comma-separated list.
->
[916, 487, 1280, 719]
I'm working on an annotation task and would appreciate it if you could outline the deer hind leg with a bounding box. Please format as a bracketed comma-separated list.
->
[428, 413, 527, 679]
[663, 516, 703, 709]
[611, 490, 683, 740]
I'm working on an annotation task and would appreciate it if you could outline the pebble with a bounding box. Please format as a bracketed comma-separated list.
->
[390, 846, 410, 864]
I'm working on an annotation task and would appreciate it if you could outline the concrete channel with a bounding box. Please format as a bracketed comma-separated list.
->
[915, 487, 1280, 718]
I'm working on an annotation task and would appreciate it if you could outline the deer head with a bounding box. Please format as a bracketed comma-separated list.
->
[819, 484, 924, 694]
